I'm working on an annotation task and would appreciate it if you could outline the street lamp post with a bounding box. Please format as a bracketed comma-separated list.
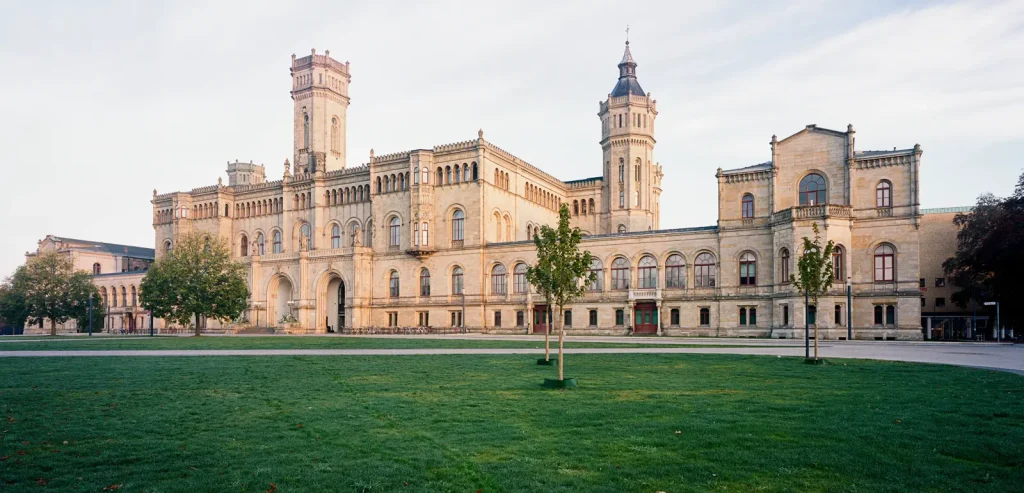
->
[88, 293, 93, 337]
[846, 276, 852, 341]
[984, 301, 1000, 342]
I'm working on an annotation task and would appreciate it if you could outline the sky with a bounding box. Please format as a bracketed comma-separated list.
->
[1, 0, 1022, 277]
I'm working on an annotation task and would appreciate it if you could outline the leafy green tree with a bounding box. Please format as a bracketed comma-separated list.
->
[943, 171, 1024, 330]
[0, 267, 32, 331]
[790, 223, 835, 360]
[73, 286, 106, 333]
[9, 251, 97, 336]
[140, 233, 249, 336]
[526, 205, 596, 381]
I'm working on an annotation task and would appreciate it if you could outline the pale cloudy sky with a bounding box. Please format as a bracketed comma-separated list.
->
[1, 0, 1022, 277]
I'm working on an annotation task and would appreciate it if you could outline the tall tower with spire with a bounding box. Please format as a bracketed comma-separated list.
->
[290, 48, 351, 174]
[599, 39, 661, 233]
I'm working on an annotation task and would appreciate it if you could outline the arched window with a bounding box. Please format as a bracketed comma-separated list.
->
[832, 245, 844, 281]
[491, 264, 507, 295]
[437, 167, 444, 184]
[695, 252, 716, 287]
[799, 173, 827, 205]
[573, 200, 579, 215]
[240, 235, 248, 257]
[588, 198, 595, 214]
[618, 159, 624, 181]
[330, 117, 339, 153]
[273, 230, 282, 253]
[612, 257, 630, 290]
[130, 286, 137, 306]
[365, 220, 373, 247]
[111, 287, 118, 307]
[303, 111, 309, 150]
[121, 286, 127, 306]
[462, 164, 468, 182]
[300, 223, 312, 249]
[389, 270, 400, 298]
[876, 180, 892, 208]
[741, 194, 754, 218]
[377, 177, 382, 194]
[514, 263, 529, 294]
[780, 248, 791, 282]
[422, 167, 429, 184]
[452, 266, 464, 295]
[100, 287, 107, 306]
[739, 252, 756, 285]
[399, 173, 406, 190]
[331, 224, 341, 248]
[619, 190, 625, 208]
[445, 165, 452, 184]
[472, 162, 478, 180]
[92, 263, 101, 275]
[638, 255, 658, 289]
[384, 175, 390, 192]
[452, 210, 465, 242]
[420, 268, 431, 296]
[617, 224, 626, 234]
[874, 244, 895, 282]
[256, 233, 265, 256]
[588, 258, 603, 291]
[886, 305, 895, 325]
[665, 254, 685, 288]
[389, 217, 401, 247]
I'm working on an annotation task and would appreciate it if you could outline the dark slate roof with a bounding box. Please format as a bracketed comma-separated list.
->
[51, 236, 155, 260]
[721, 161, 772, 175]
[611, 77, 646, 97]
[855, 149, 914, 158]
[563, 176, 603, 185]
[485, 225, 719, 247]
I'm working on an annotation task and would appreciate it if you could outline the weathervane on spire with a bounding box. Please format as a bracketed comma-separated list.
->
[625, 25, 629, 44]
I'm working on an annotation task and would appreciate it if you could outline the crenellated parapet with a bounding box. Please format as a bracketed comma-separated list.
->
[433, 139, 477, 154]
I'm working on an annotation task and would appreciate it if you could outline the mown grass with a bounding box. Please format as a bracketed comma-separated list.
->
[0, 335, 766, 351]
[1, 354, 1021, 492]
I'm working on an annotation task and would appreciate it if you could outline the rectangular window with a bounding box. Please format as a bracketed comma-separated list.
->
[921, 297, 926, 307]
[670, 308, 680, 326]
[885, 305, 895, 325]
[699, 308, 710, 326]
[739, 307, 747, 326]
[588, 309, 598, 327]
[807, 305, 817, 325]
[418, 311, 429, 326]
[919, 278, 925, 288]
[615, 309, 624, 326]
[749, 308, 756, 325]
[935, 297, 946, 308]
[450, 311, 463, 327]
[564, 310, 572, 328]
[494, 311, 502, 327]
[783, 305, 789, 326]
[935, 278, 946, 287]
[874, 305, 883, 325]
[516, 310, 525, 327]
[387, 312, 398, 327]
[835, 304, 842, 325]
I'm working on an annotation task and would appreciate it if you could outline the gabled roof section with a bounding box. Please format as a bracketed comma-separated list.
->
[48, 236, 155, 259]
[778, 124, 848, 144]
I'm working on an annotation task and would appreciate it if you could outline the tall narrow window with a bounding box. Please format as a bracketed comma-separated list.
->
[389, 271, 400, 298]
[301, 223, 312, 250]
[886, 305, 896, 325]
[783, 305, 790, 325]
[423, 167, 429, 184]
[612, 257, 630, 290]
[273, 231, 282, 253]
[638, 255, 658, 289]
[832, 246, 844, 281]
[618, 160, 624, 181]
[257, 233, 265, 255]
[389, 217, 401, 247]
[874, 305, 883, 325]
[413, 223, 419, 246]
[420, 268, 431, 297]
[421, 222, 429, 246]
[590, 310, 599, 327]
[665, 254, 685, 288]
[588, 258, 604, 291]
[131, 286, 137, 306]
[331, 225, 340, 248]
[92, 263, 101, 275]
[739, 252, 756, 286]
[695, 252, 716, 287]
[780, 248, 790, 282]
[699, 308, 710, 325]
[834, 304, 842, 325]
[750, 308, 757, 325]
[452, 210, 465, 242]
[799, 173, 827, 205]
[514, 263, 528, 294]
[741, 194, 754, 218]
[619, 190, 625, 208]
[874, 244, 895, 282]
[452, 267, 464, 295]
[634, 190, 640, 207]
[302, 111, 309, 150]
[240, 235, 248, 257]
[739, 307, 747, 325]
[491, 264, 507, 295]
[876, 180, 892, 208]
[330, 117, 339, 153]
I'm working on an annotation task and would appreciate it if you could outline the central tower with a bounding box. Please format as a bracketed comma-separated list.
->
[290, 49, 351, 174]
[599, 41, 661, 233]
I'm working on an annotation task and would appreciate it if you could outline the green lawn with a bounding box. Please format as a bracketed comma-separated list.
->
[1, 354, 1021, 492]
[0, 335, 764, 351]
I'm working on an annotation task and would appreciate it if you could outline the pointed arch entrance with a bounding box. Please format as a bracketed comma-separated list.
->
[326, 277, 346, 332]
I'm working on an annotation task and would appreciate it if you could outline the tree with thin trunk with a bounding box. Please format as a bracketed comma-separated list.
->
[140, 233, 249, 336]
[791, 222, 835, 361]
[0, 267, 32, 332]
[526, 205, 596, 381]
[10, 251, 97, 336]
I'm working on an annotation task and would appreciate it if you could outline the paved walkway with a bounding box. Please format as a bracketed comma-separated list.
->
[1, 335, 1021, 374]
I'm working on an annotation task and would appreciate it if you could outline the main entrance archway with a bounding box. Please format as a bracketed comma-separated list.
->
[326, 277, 346, 332]
[267, 275, 293, 327]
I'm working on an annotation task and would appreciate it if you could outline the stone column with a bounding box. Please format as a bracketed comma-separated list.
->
[656, 301, 663, 336]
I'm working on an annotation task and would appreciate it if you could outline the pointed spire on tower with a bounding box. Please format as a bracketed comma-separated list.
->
[611, 30, 644, 97]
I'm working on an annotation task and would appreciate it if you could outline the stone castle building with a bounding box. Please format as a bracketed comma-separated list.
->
[152, 43, 932, 340]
